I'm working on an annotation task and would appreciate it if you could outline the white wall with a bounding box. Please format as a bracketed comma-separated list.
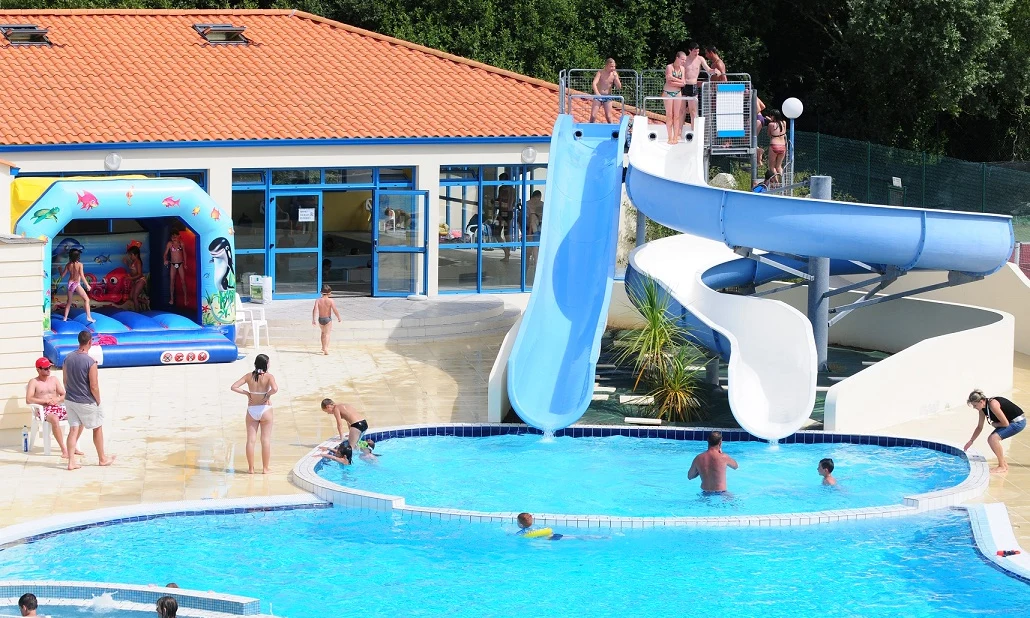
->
[767, 287, 1013, 434]
[3, 142, 549, 297]
[0, 236, 45, 446]
[835, 264, 1030, 355]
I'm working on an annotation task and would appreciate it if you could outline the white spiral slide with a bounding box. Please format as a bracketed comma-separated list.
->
[626, 115, 1013, 440]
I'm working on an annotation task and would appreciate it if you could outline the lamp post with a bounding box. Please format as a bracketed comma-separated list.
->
[782, 97, 803, 195]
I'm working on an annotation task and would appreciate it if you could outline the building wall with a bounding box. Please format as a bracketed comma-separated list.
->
[0, 236, 45, 446]
[3, 142, 548, 296]
[767, 287, 1013, 434]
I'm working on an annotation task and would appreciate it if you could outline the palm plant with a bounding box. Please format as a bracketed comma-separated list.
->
[616, 276, 684, 391]
[649, 345, 707, 423]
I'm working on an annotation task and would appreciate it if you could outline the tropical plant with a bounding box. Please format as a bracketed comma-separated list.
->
[649, 345, 707, 423]
[616, 276, 683, 390]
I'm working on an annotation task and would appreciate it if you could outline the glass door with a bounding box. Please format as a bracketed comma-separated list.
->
[373, 190, 429, 296]
[269, 192, 322, 297]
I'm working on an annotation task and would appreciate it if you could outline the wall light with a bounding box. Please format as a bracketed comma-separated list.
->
[520, 146, 538, 164]
[104, 153, 122, 171]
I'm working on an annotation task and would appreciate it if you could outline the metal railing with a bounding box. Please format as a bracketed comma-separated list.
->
[559, 68, 640, 117]
[559, 68, 762, 186]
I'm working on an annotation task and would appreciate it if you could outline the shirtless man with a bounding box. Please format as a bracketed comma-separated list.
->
[163, 229, 187, 306]
[320, 398, 368, 451]
[687, 431, 738, 492]
[682, 42, 722, 130]
[590, 58, 623, 124]
[25, 357, 81, 459]
[704, 47, 728, 83]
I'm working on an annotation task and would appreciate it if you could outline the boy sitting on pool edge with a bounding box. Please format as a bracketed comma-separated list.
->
[818, 458, 837, 486]
[516, 512, 563, 540]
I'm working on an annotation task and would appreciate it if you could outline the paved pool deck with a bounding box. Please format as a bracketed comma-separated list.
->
[0, 295, 1027, 546]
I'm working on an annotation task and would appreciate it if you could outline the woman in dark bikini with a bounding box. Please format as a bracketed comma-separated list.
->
[311, 284, 341, 355]
[662, 52, 687, 144]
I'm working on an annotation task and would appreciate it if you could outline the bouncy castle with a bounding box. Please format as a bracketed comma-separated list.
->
[12, 177, 238, 367]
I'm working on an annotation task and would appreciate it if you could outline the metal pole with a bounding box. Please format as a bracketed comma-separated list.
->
[808, 175, 832, 371]
[635, 209, 647, 247]
[706, 356, 720, 385]
[750, 89, 758, 188]
[788, 118, 795, 196]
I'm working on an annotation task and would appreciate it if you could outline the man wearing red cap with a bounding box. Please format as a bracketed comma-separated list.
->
[25, 357, 80, 459]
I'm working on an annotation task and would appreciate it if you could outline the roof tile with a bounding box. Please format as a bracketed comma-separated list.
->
[0, 9, 561, 145]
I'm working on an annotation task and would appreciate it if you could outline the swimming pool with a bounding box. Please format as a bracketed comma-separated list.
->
[315, 434, 969, 516]
[0, 507, 1024, 617]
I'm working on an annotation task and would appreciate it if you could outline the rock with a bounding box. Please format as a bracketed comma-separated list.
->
[710, 173, 738, 189]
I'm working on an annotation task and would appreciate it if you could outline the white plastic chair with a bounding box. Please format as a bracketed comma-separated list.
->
[28, 403, 70, 456]
[234, 295, 268, 347]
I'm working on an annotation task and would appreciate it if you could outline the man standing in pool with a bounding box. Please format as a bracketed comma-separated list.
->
[320, 398, 368, 451]
[687, 431, 738, 492]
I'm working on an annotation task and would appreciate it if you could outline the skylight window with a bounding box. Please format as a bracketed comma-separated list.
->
[1, 24, 51, 46]
[193, 23, 248, 45]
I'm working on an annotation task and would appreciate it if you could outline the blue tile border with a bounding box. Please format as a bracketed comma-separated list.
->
[0, 503, 330, 552]
[0, 580, 264, 616]
[292, 423, 991, 529]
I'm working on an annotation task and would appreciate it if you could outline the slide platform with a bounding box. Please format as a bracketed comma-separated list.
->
[625, 115, 1015, 439]
[506, 115, 630, 431]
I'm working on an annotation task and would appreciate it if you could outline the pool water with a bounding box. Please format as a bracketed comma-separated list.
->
[318, 435, 969, 515]
[0, 508, 1025, 618]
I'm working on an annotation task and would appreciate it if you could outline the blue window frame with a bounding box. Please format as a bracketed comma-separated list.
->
[439, 164, 547, 294]
[231, 166, 415, 299]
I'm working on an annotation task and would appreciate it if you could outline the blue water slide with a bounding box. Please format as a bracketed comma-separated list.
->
[626, 119, 1013, 276]
[506, 114, 630, 431]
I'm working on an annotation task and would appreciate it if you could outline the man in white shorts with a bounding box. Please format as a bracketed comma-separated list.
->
[63, 329, 115, 470]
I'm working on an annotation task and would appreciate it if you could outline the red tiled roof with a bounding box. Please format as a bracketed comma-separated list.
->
[0, 10, 560, 145]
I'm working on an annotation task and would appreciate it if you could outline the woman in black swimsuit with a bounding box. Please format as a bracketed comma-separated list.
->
[965, 389, 1026, 473]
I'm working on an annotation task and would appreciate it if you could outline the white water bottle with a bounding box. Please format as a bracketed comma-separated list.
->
[22, 425, 29, 453]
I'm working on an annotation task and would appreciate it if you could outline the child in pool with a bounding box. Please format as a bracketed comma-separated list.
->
[314, 441, 353, 465]
[314, 439, 377, 465]
[516, 512, 563, 540]
[818, 458, 837, 486]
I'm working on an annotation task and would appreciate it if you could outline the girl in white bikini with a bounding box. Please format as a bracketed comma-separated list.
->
[231, 354, 278, 474]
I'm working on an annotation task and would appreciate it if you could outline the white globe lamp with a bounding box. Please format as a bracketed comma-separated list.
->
[782, 97, 803, 120]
